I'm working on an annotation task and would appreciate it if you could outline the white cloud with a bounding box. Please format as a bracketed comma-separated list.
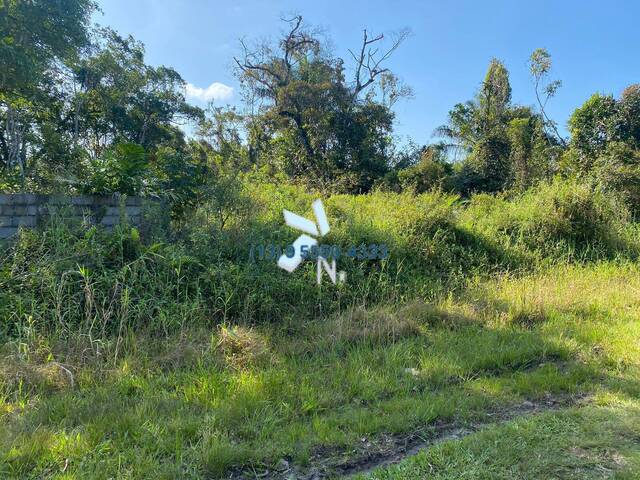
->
[185, 82, 233, 103]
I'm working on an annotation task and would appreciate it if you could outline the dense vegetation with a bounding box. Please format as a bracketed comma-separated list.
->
[2, 2, 639, 210]
[2, 1, 640, 479]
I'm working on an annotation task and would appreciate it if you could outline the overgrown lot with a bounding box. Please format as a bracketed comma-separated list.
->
[1, 180, 640, 478]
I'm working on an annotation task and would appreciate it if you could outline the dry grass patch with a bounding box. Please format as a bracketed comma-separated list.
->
[487, 263, 640, 318]
[140, 330, 213, 371]
[0, 360, 75, 395]
[321, 305, 424, 344]
[214, 325, 271, 369]
[397, 300, 477, 329]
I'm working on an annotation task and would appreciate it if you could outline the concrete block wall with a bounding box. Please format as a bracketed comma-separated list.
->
[0, 193, 147, 239]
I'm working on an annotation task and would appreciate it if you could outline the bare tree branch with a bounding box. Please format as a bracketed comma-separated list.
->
[349, 28, 410, 99]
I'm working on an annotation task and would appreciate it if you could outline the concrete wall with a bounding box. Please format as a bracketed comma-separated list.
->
[0, 193, 147, 239]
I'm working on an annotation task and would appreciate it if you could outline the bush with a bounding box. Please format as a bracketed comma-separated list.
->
[462, 177, 637, 260]
[397, 147, 453, 193]
[83, 143, 148, 195]
[591, 142, 640, 216]
[0, 221, 208, 343]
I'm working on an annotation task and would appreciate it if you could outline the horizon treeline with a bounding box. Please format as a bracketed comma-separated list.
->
[1, 1, 639, 217]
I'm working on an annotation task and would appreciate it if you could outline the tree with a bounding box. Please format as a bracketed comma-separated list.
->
[591, 141, 640, 214]
[196, 105, 249, 169]
[234, 16, 410, 192]
[0, 0, 96, 185]
[437, 59, 555, 193]
[0, 7, 213, 209]
[70, 29, 203, 158]
[529, 48, 566, 147]
[398, 145, 452, 193]
[0, 0, 95, 97]
[507, 114, 550, 190]
[568, 86, 640, 170]
[566, 85, 640, 213]
[478, 58, 512, 133]
[437, 59, 510, 192]
[436, 59, 512, 152]
[619, 84, 640, 148]
[568, 93, 619, 170]
[82, 142, 147, 195]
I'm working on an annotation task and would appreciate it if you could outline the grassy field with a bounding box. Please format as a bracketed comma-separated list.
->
[4, 3, 640, 477]
[358, 399, 640, 479]
[1, 179, 639, 478]
[1, 260, 640, 478]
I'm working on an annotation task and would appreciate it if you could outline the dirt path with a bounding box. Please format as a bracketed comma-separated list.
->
[230, 393, 589, 479]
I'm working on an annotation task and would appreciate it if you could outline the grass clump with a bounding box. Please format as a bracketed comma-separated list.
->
[319, 305, 424, 345]
[463, 178, 639, 262]
[214, 325, 271, 370]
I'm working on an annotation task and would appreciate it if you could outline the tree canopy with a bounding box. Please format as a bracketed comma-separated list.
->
[1, 8, 640, 217]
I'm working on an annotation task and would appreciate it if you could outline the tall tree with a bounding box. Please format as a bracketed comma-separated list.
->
[567, 85, 640, 193]
[478, 58, 512, 133]
[70, 28, 203, 158]
[0, 0, 96, 184]
[436, 59, 512, 192]
[568, 93, 619, 169]
[619, 84, 640, 148]
[234, 16, 410, 192]
[437, 59, 553, 193]
[529, 48, 566, 147]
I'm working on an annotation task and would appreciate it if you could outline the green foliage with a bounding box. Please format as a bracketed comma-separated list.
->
[398, 146, 452, 193]
[3, 258, 640, 477]
[147, 145, 207, 218]
[529, 48, 566, 147]
[565, 87, 640, 214]
[82, 142, 148, 195]
[71, 28, 202, 157]
[479, 58, 512, 130]
[0, 0, 96, 184]
[466, 134, 512, 192]
[0, 0, 95, 96]
[507, 116, 551, 190]
[0, 221, 207, 340]
[568, 93, 619, 165]
[0, 19, 203, 196]
[235, 17, 406, 193]
[619, 84, 640, 147]
[437, 59, 553, 194]
[2, 175, 639, 346]
[3, 10, 640, 480]
[567, 87, 640, 172]
[197, 106, 249, 168]
[462, 177, 635, 259]
[591, 141, 640, 215]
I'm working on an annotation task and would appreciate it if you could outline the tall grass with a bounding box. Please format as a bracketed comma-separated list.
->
[0, 176, 638, 353]
[461, 178, 639, 263]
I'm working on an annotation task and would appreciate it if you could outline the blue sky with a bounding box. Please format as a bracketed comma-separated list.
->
[95, 0, 640, 145]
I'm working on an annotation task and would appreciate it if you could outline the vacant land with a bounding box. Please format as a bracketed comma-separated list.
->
[1, 261, 639, 478]
[3, 1, 640, 478]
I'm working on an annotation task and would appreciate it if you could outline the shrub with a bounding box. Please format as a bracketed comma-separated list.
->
[398, 147, 453, 193]
[83, 143, 148, 195]
[591, 142, 640, 216]
[462, 177, 637, 259]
